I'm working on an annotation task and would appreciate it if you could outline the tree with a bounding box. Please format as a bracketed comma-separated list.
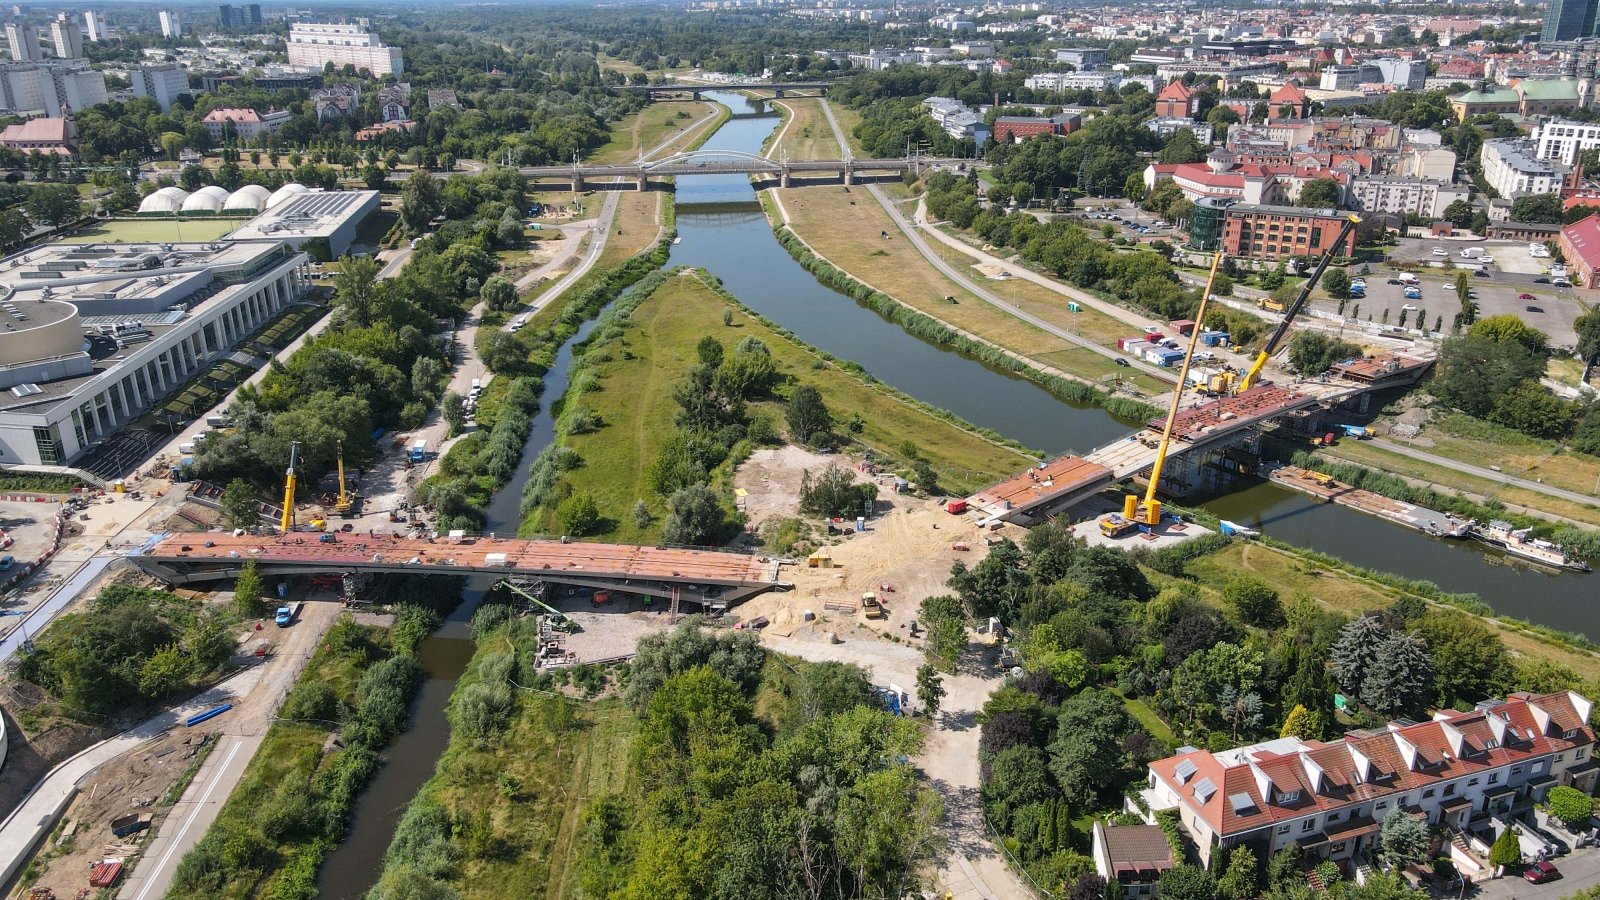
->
[1158, 865, 1218, 900]
[1576, 307, 1600, 380]
[1379, 807, 1430, 871]
[220, 478, 261, 531]
[1218, 846, 1259, 900]
[799, 465, 876, 518]
[1330, 615, 1389, 700]
[785, 384, 831, 445]
[400, 169, 443, 235]
[1049, 689, 1138, 807]
[1546, 785, 1596, 832]
[659, 484, 724, 546]
[160, 132, 186, 161]
[1222, 575, 1284, 628]
[333, 255, 383, 328]
[1363, 631, 1433, 715]
[1443, 199, 1474, 228]
[441, 392, 466, 436]
[233, 560, 265, 618]
[1414, 610, 1510, 708]
[558, 492, 602, 537]
[1157, 130, 1209, 164]
[920, 595, 968, 669]
[1488, 826, 1522, 871]
[1280, 703, 1323, 741]
[1470, 315, 1549, 354]
[1297, 178, 1342, 209]
[480, 275, 517, 312]
[26, 184, 83, 228]
[916, 663, 945, 716]
[1509, 193, 1564, 224]
[1288, 332, 1362, 378]
[1323, 268, 1351, 300]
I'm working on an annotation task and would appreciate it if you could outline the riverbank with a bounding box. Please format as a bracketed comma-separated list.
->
[519, 267, 1035, 541]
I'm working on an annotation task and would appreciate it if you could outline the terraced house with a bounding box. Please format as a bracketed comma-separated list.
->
[1137, 692, 1597, 870]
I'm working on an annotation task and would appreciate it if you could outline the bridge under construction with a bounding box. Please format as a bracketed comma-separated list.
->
[519, 149, 948, 190]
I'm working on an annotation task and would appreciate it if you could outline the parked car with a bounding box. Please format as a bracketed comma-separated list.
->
[1534, 277, 1552, 284]
[1386, 278, 1403, 285]
[1519, 293, 1536, 300]
[1115, 358, 1131, 367]
[1524, 862, 1561, 884]
[1431, 247, 1448, 256]
[1527, 305, 1544, 313]
[1475, 270, 1491, 278]
[1553, 278, 1573, 287]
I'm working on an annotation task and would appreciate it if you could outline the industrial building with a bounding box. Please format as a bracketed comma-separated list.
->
[224, 189, 381, 257]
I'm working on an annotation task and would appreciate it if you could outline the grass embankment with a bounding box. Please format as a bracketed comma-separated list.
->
[589, 101, 719, 165]
[769, 225, 1159, 423]
[163, 607, 438, 899]
[520, 269, 1032, 541]
[1390, 411, 1600, 503]
[767, 97, 841, 160]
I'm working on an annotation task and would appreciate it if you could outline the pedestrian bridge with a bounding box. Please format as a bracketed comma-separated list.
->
[130, 532, 790, 609]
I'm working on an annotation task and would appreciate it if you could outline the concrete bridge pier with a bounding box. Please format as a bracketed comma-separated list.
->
[780, 167, 791, 188]
[572, 171, 585, 191]
[636, 174, 649, 190]
[774, 88, 786, 98]
[843, 164, 855, 186]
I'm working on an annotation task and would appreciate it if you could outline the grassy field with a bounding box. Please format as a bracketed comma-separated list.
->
[769, 98, 841, 160]
[1394, 412, 1600, 501]
[590, 101, 719, 165]
[63, 218, 243, 243]
[525, 271, 1032, 540]
[774, 185, 1170, 398]
[596, 192, 664, 268]
[830, 104, 865, 156]
[1184, 541, 1600, 683]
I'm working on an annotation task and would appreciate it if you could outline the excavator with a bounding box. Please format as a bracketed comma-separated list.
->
[1118, 213, 1360, 528]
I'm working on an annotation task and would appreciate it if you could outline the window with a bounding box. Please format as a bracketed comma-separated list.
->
[1376, 801, 1389, 811]
[1278, 825, 1290, 835]
[1423, 789, 1436, 799]
[1489, 773, 1500, 784]
[1327, 811, 1341, 823]
[1444, 784, 1456, 797]
[1468, 778, 1480, 787]
[1578, 748, 1588, 760]
[1278, 790, 1301, 804]
[1556, 753, 1566, 762]
[1511, 766, 1522, 775]
[1302, 819, 1317, 832]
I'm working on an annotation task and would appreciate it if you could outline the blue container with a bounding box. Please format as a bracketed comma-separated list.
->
[855, 516, 866, 532]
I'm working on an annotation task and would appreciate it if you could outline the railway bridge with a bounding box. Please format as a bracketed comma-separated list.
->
[619, 81, 840, 101]
[519, 149, 946, 190]
[130, 532, 790, 611]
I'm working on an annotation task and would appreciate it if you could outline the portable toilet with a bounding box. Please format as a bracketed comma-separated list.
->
[1066, 301, 1081, 313]
[855, 516, 866, 532]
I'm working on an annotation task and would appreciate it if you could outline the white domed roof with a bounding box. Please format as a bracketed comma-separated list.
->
[180, 185, 229, 213]
[266, 183, 309, 209]
[224, 184, 271, 212]
[138, 187, 189, 214]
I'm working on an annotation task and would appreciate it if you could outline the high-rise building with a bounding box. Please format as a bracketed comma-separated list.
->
[82, 11, 105, 43]
[0, 60, 108, 116]
[4, 21, 40, 61]
[159, 9, 181, 39]
[218, 4, 261, 28]
[130, 62, 190, 112]
[50, 12, 82, 59]
[1543, 0, 1598, 43]
[287, 20, 404, 76]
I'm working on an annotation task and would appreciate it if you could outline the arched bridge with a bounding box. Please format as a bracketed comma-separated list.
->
[620, 81, 840, 101]
[129, 532, 790, 611]
[520, 149, 951, 190]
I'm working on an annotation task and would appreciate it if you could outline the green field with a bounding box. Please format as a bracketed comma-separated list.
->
[62, 218, 244, 244]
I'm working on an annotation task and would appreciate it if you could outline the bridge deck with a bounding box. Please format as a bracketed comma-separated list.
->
[137, 533, 774, 586]
[967, 455, 1112, 523]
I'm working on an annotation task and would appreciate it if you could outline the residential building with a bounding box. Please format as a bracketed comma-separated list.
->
[287, 20, 404, 77]
[426, 88, 459, 109]
[1154, 80, 1199, 118]
[1266, 83, 1310, 118]
[1056, 47, 1108, 70]
[1092, 822, 1175, 900]
[1146, 117, 1214, 145]
[1319, 65, 1375, 91]
[355, 120, 415, 141]
[993, 113, 1078, 143]
[0, 114, 75, 155]
[1146, 150, 1351, 207]
[1026, 71, 1120, 92]
[1559, 214, 1600, 287]
[1481, 138, 1570, 198]
[1220, 203, 1358, 261]
[201, 106, 290, 140]
[217, 4, 261, 28]
[129, 63, 192, 112]
[1534, 118, 1600, 165]
[377, 82, 410, 122]
[49, 12, 81, 60]
[0, 61, 107, 117]
[1371, 58, 1428, 91]
[4, 21, 38, 62]
[82, 11, 105, 43]
[311, 84, 360, 121]
[159, 10, 182, 39]
[1137, 692, 1597, 870]
[1348, 176, 1470, 219]
[1544, 0, 1598, 43]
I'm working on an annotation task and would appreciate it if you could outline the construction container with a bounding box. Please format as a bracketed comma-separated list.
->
[945, 498, 967, 514]
[1168, 319, 1196, 336]
[1117, 336, 1143, 352]
[1123, 340, 1150, 357]
[855, 516, 866, 532]
[1199, 330, 1229, 347]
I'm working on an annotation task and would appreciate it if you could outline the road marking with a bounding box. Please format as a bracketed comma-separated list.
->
[129, 737, 245, 900]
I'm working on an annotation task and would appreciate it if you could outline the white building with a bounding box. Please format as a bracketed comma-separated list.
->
[201, 107, 291, 140]
[1026, 71, 1120, 92]
[4, 21, 40, 62]
[158, 10, 182, 40]
[82, 11, 106, 44]
[287, 21, 404, 77]
[1481, 138, 1569, 198]
[49, 13, 82, 61]
[1533, 118, 1600, 166]
[1055, 47, 1108, 69]
[1147, 117, 1214, 145]
[1348, 175, 1470, 219]
[0, 61, 107, 117]
[130, 63, 192, 112]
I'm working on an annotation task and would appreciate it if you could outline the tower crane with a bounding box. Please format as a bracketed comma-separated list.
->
[279, 440, 299, 532]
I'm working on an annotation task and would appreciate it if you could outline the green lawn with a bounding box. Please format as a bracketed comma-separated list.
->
[1115, 689, 1177, 748]
[62, 218, 243, 244]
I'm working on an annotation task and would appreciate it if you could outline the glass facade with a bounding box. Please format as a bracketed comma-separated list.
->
[1189, 197, 1232, 250]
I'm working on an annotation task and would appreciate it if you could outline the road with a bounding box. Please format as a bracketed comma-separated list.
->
[1367, 436, 1600, 510]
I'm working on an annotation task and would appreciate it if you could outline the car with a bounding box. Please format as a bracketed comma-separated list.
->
[1115, 357, 1131, 367]
[1519, 293, 1536, 300]
[1526, 305, 1544, 313]
[1554, 278, 1573, 287]
[1386, 278, 1403, 285]
[1431, 247, 1448, 256]
[1534, 277, 1551, 284]
[1401, 303, 1418, 311]
[0, 555, 12, 571]
[1474, 270, 1490, 278]
[1524, 862, 1560, 884]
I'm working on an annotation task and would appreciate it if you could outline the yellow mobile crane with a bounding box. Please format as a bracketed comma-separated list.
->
[1234, 213, 1362, 394]
[333, 440, 356, 518]
[279, 440, 299, 532]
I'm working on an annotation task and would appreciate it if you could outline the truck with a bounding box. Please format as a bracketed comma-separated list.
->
[1098, 514, 1138, 538]
[861, 592, 884, 619]
[409, 439, 427, 463]
[1257, 296, 1288, 313]
[1460, 247, 1484, 259]
[274, 601, 303, 627]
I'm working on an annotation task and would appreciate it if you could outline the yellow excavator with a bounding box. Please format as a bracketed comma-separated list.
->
[279, 440, 299, 532]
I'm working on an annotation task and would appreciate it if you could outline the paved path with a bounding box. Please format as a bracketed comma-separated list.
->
[1367, 437, 1600, 510]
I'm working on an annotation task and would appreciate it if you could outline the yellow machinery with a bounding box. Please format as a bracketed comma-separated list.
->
[334, 439, 355, 517]
[1236, 214, 1362, 394]
[1123, 251, 1228, 527]
[279, 440, 299, 532]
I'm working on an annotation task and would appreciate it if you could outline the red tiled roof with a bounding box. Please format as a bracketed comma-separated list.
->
[1561, 214, 1600, 270]
[1158, 80, 1195, 102]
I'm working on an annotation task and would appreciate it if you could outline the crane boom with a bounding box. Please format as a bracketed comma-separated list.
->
[334, 439, 352, 516]
[1237, 214, 1361, 393]
[279, 441, 299, 532]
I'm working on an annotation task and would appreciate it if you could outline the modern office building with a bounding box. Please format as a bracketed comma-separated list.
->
[81, 11, 105, 43]
[286, 20, 403, 76]
[49, 12, 82, 60]
[1543, 0, 1597, 43]
[1138, 692, 1596, 870]
[1481, 138, 1570, 198]
[1054, 47, 1108, 69]
[158, 9, 182, 39]
[4, 21, 40, 62]
[1533, 118, 1600, 165]
[0, 61, 108, 117]
[217, 3, 261, 28]
[129, 63, 192, 112]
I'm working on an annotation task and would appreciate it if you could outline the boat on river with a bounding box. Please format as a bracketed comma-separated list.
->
[1218, 520, 1260, 538]
[1470, 520, 1592, 572]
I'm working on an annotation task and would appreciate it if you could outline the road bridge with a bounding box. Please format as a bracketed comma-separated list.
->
[519, 149, 945, 190]
[619, 81, 840, 100]
[129, 532, 790, 610]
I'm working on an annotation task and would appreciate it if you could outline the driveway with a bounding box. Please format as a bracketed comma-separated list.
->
[1467, 845, 1600, 900]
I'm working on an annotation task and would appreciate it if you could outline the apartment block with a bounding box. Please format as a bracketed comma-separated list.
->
[1221, 203, 1358, 261]
[287, 20, 404, 77]
[130, 63, 192, 113]
[1481, 138, 1570, 198]
[1348, 176, 1470, 219]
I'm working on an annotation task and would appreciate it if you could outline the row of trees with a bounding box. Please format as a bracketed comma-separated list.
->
[1431, 311, 1600, 450]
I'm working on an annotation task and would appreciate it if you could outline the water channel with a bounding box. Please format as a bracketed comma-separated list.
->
[317, 90, 1591, 898]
